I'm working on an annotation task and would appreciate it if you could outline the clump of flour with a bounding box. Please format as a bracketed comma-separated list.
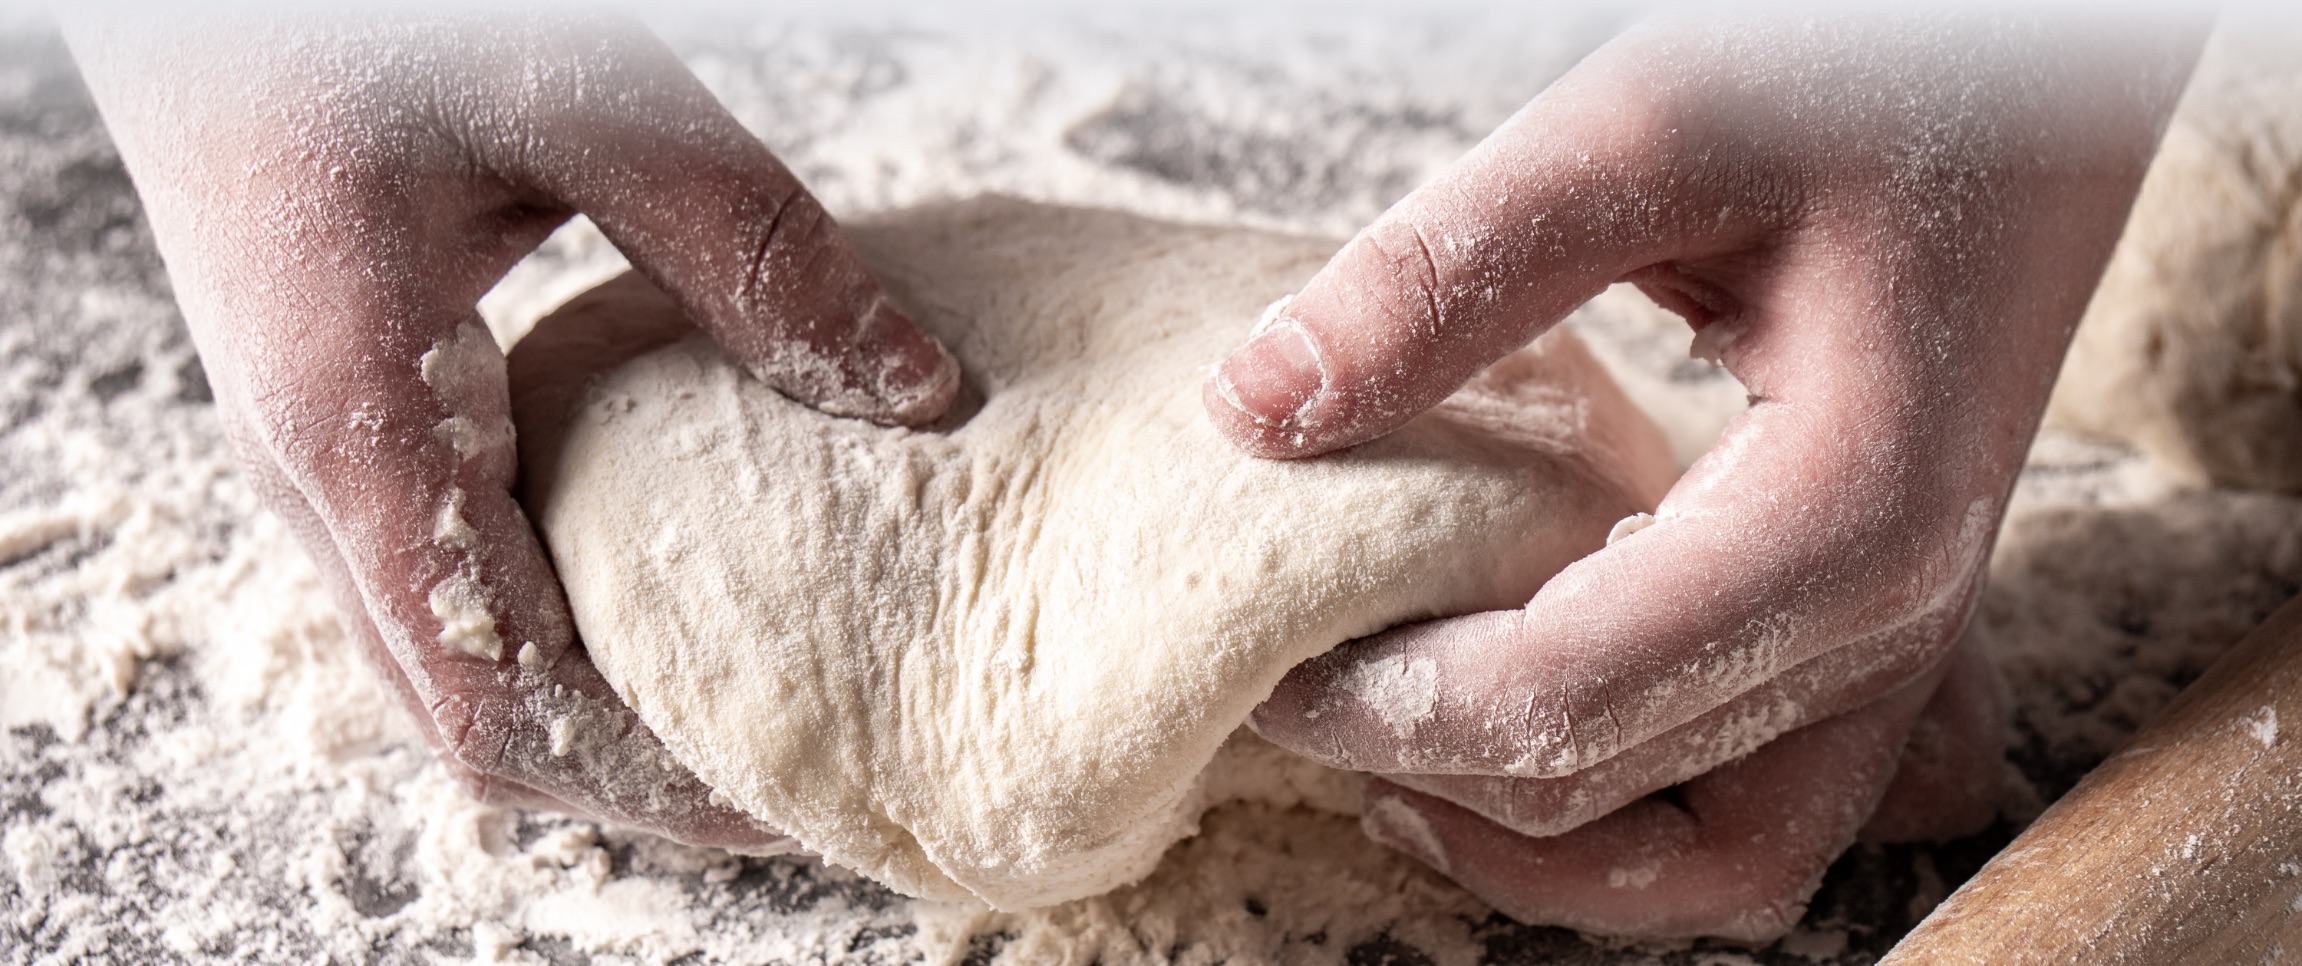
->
[1339, 654, 1443, 740]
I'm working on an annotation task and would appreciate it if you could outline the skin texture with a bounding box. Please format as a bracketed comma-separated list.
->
[1216, 13, 2205, 940]
[67, 14, 957, 850]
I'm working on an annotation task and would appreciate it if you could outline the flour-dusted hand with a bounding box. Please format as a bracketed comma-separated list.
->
[1215, 13, 2203, 939]
[67, 14, 958, 849]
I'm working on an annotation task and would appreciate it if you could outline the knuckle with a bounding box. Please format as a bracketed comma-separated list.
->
[429, 691, 508, 776]
[248, 393, 336, 477]
[1351, 219, 1449, 338]
[1492, 777, 1583, 838]
[1526, 674, 1625, 777]
[733, 183, 837, 319]
[1680, 847, 1832, 943]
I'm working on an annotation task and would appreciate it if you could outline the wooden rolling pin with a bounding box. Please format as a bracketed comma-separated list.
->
[1883, 592, 2302, 963]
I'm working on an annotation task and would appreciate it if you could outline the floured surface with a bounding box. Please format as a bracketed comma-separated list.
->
[521, 198, 1670, 908]
[11, 8, 2302, 965]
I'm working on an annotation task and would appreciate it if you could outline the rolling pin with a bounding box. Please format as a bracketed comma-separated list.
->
[1882, 592, 2302, 962]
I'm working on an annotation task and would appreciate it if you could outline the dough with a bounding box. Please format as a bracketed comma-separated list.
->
[510, 197, 1673, 909]
[2047, 25, 2302, 491]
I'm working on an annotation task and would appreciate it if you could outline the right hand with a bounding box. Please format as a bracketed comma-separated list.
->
[68, 13, 958, 849]
[1216, 11, 2201, 937]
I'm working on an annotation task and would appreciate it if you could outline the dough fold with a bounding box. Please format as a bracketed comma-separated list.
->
[2047, 26, 2302, 490]
[512, 197, 1673, 908]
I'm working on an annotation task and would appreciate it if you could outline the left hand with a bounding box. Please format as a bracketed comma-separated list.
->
[68, 12, 958, 850]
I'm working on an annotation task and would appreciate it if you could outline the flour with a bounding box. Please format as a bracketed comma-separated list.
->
[10, 7, 2302, 965]
[1339, 654, 1445, 741]
[417, 323, 518, 661]
[433, 488, 479, 550]
[2246, 707, 2279, 748]
[428, 572, 504, 662]
[1606, 511, 1658, 546]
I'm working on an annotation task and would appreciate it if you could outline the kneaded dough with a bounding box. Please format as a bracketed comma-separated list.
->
[512, 197, 1673, 909]
[2048, 22, 2302, 491]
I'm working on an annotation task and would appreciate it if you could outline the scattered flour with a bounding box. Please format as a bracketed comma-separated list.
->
[8, 7, 2302, 966]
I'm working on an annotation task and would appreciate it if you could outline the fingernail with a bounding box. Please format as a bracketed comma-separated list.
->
[1213, 321, 1325, 428]
[855, 297, 959, 424]
[1363, 789, 1451, 875]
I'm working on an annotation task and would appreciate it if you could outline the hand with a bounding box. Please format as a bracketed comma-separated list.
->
[68, 13, 957, 849]
[1213, 13, 2201, 939]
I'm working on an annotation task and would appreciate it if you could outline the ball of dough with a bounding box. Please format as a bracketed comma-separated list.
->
[2047, 27, 2302, 491]
[509, 197, 1674, 909]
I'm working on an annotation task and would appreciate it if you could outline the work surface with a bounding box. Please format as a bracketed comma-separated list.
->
[7, 9, 2302, 965]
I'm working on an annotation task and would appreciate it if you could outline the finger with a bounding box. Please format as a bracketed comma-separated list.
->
[236, 427, 572, 814]
[201, 220, 775, 848]
[1201, 35, 1780, 459]
[1245, 132, 2084, 776]
[470, 18, 957, 427]
[1361, 670, 1933, 943]
[1220, 41, 1996, 785]
[76, 15, 810, 850]
[1368, 626, 1952, 838]
[1228, 13, 2163, 784]
[1860, 632, 2006, 844]
[293, 316, 776, 849]
[1204, 14, 2189, 463]
[1254, 542, 1983, 782]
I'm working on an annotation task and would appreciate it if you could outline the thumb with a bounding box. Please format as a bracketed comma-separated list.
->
[1202, 53, 1773, 458]
[486, 18, 956, 427]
